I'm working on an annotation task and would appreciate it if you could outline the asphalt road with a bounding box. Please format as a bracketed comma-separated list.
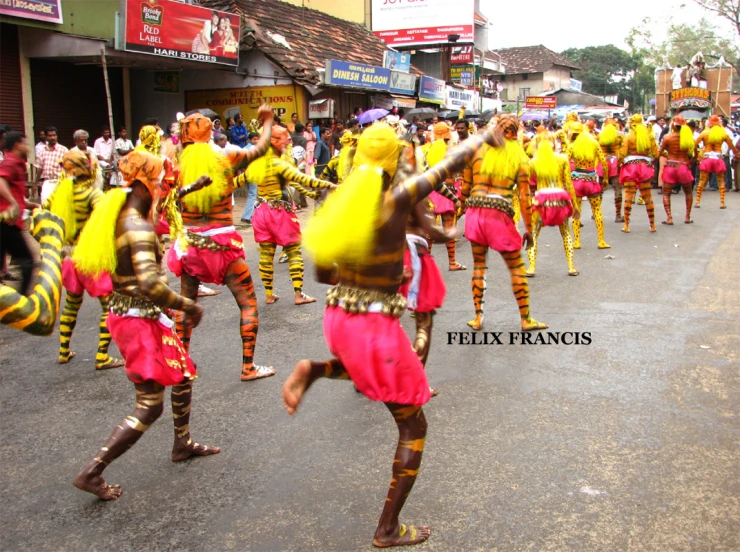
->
[1, 189, 738, 552]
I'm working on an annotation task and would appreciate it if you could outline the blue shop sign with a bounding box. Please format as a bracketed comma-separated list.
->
[325, 60, 391, 91]
[419, 75, 445, 105]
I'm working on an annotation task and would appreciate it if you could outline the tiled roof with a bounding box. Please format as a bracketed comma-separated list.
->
[495, 45, 580, 75]
[200, 0, 413, 86]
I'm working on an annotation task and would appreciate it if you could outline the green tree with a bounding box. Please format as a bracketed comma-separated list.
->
[561, 45, 637, 99]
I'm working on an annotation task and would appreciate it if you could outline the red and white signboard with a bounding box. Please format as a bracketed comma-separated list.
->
[525, 96, 557, 109]
[124, 0, 240, 66]
[372, 0, 475, 47]
[451, 45, 474, 64]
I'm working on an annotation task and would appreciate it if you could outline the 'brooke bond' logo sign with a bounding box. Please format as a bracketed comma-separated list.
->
[142, 1, 163, 26]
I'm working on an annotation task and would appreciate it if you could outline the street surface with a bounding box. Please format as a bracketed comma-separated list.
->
[1, 189, 738, 551]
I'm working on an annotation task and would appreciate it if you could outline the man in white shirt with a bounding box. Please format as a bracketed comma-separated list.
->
[93, 127, 114, 169]
[114, 127, 134, 157]
[34, 129, 46, 161]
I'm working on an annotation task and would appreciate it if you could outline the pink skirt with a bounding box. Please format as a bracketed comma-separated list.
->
[108, 313, 196, 387]
[252, 203, 301, 246]
[620, 161, 654, 184]
[398, 248, 446, 313]
[324, 306, 431, 406]
[533, 188, 573, 227]
[464, 206, 522, 252]
[62, 259, 113, 297]
[662, 162, 694, 185]
[573, 178, 602, 198]
[596, 156, 619, 178]
[166, 226, 245, 285]
[430, 190, 456, 215]
[699, 157, 726, 173]
[153, 215, 170, 237]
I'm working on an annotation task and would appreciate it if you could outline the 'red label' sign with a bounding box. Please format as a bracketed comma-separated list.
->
[525, 96, 557, 109]
[124, 0, 240, 66]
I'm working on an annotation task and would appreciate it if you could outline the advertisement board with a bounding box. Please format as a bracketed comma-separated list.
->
[308, 99, 334, 120]
[418, 76, 446, 105]
[525, 96, 557, 109]
[445, 86, 478, 110]
[669, 87, 711, 109]
[0, 0, 63, 23]
[383, 51, 412, 73]
[185, 85, 305, 122]
[325, 60, 391, 91]
[374, 95, 417, 110]
[124, 0, 240, 66]
[451, 46, 474, 65]
[372, 0, 475, 47]
[390, 71, 417, 95]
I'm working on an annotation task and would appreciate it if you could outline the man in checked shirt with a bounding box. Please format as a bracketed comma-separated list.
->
[33, 126, 68, 201]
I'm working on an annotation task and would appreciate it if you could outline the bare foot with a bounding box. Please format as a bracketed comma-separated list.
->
[615, 216, 624, 223]
[73, 469, 123, 501]
[266, 295, 280, 304]
[598, 242, 611, 249]
[573, 242, 581, 250]
[373, 523, 431, 548]
[96, 356, 125, 370]
[568, 269, 580, 276]
[649, 226, 657, 233]
[522, 318, 548, 332]
[525, 269, 535, 278]
[448, 263, 467, 271]
[621, 226, 630, 233]
[282, 359, 313, 415]
[171, 439, 221, 462]
[58, 351, 76, 364]
[294, 292, 316, 305]
[240, 365, 276, 381]
[429, 387, 439, 397]
[466, 317, 483, 331]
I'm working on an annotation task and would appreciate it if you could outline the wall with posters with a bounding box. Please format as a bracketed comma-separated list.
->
[372, 0, 475, 47]
[0, 0, 117, 38]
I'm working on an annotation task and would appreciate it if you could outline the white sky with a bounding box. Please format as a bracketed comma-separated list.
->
[480, 0, 733, 52]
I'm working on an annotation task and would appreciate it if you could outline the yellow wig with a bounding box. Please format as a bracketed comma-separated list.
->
[303, 123, 401, 267]
[532, 140, 560, 186]
[72, 188, 129, 277]
[599, 123, 618, 146]
[481, 139, 527, 179]
[425, 138, 448, 168]
[47, 178, 77, 244]
[570, 132, 599, 163]
[680, 125, 695, 155]
[337, 144, 356, 183]
[708, 124, 726, 145]
[178, 143, 230, 214]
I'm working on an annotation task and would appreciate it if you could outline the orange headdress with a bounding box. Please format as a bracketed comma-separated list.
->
[433, 122, 451, 140]
[119, 150, 165, 199]
[497, 115, 519, 138]
[271, 125, 289, 150]
[180, 113, 213, 145]
[62, 150, 94, 180]
[708, 115, 720, 128]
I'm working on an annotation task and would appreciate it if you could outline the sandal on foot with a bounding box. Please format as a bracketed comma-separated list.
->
[429, 387, 439, 397]
[240, 365, 276, 381]
[685, 219, 694, 224]
[198, 285, 220, 297]
[662, 221, 674, 225]
[448, 263, 467, 271]
[58, 351, 76, 364]
[96, 357, 124, 370]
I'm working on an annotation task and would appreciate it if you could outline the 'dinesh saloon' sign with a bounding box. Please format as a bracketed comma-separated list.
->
[325, 60, 391, 91]
[124, 0, 240, 66]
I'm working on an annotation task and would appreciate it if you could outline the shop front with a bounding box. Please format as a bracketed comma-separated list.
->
[315, 59, 393, 121]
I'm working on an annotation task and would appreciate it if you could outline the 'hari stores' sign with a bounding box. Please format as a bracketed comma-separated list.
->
[525, 96, 557, 109]
[124, 0, 240, 66]
[670, 87, 711, 109]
